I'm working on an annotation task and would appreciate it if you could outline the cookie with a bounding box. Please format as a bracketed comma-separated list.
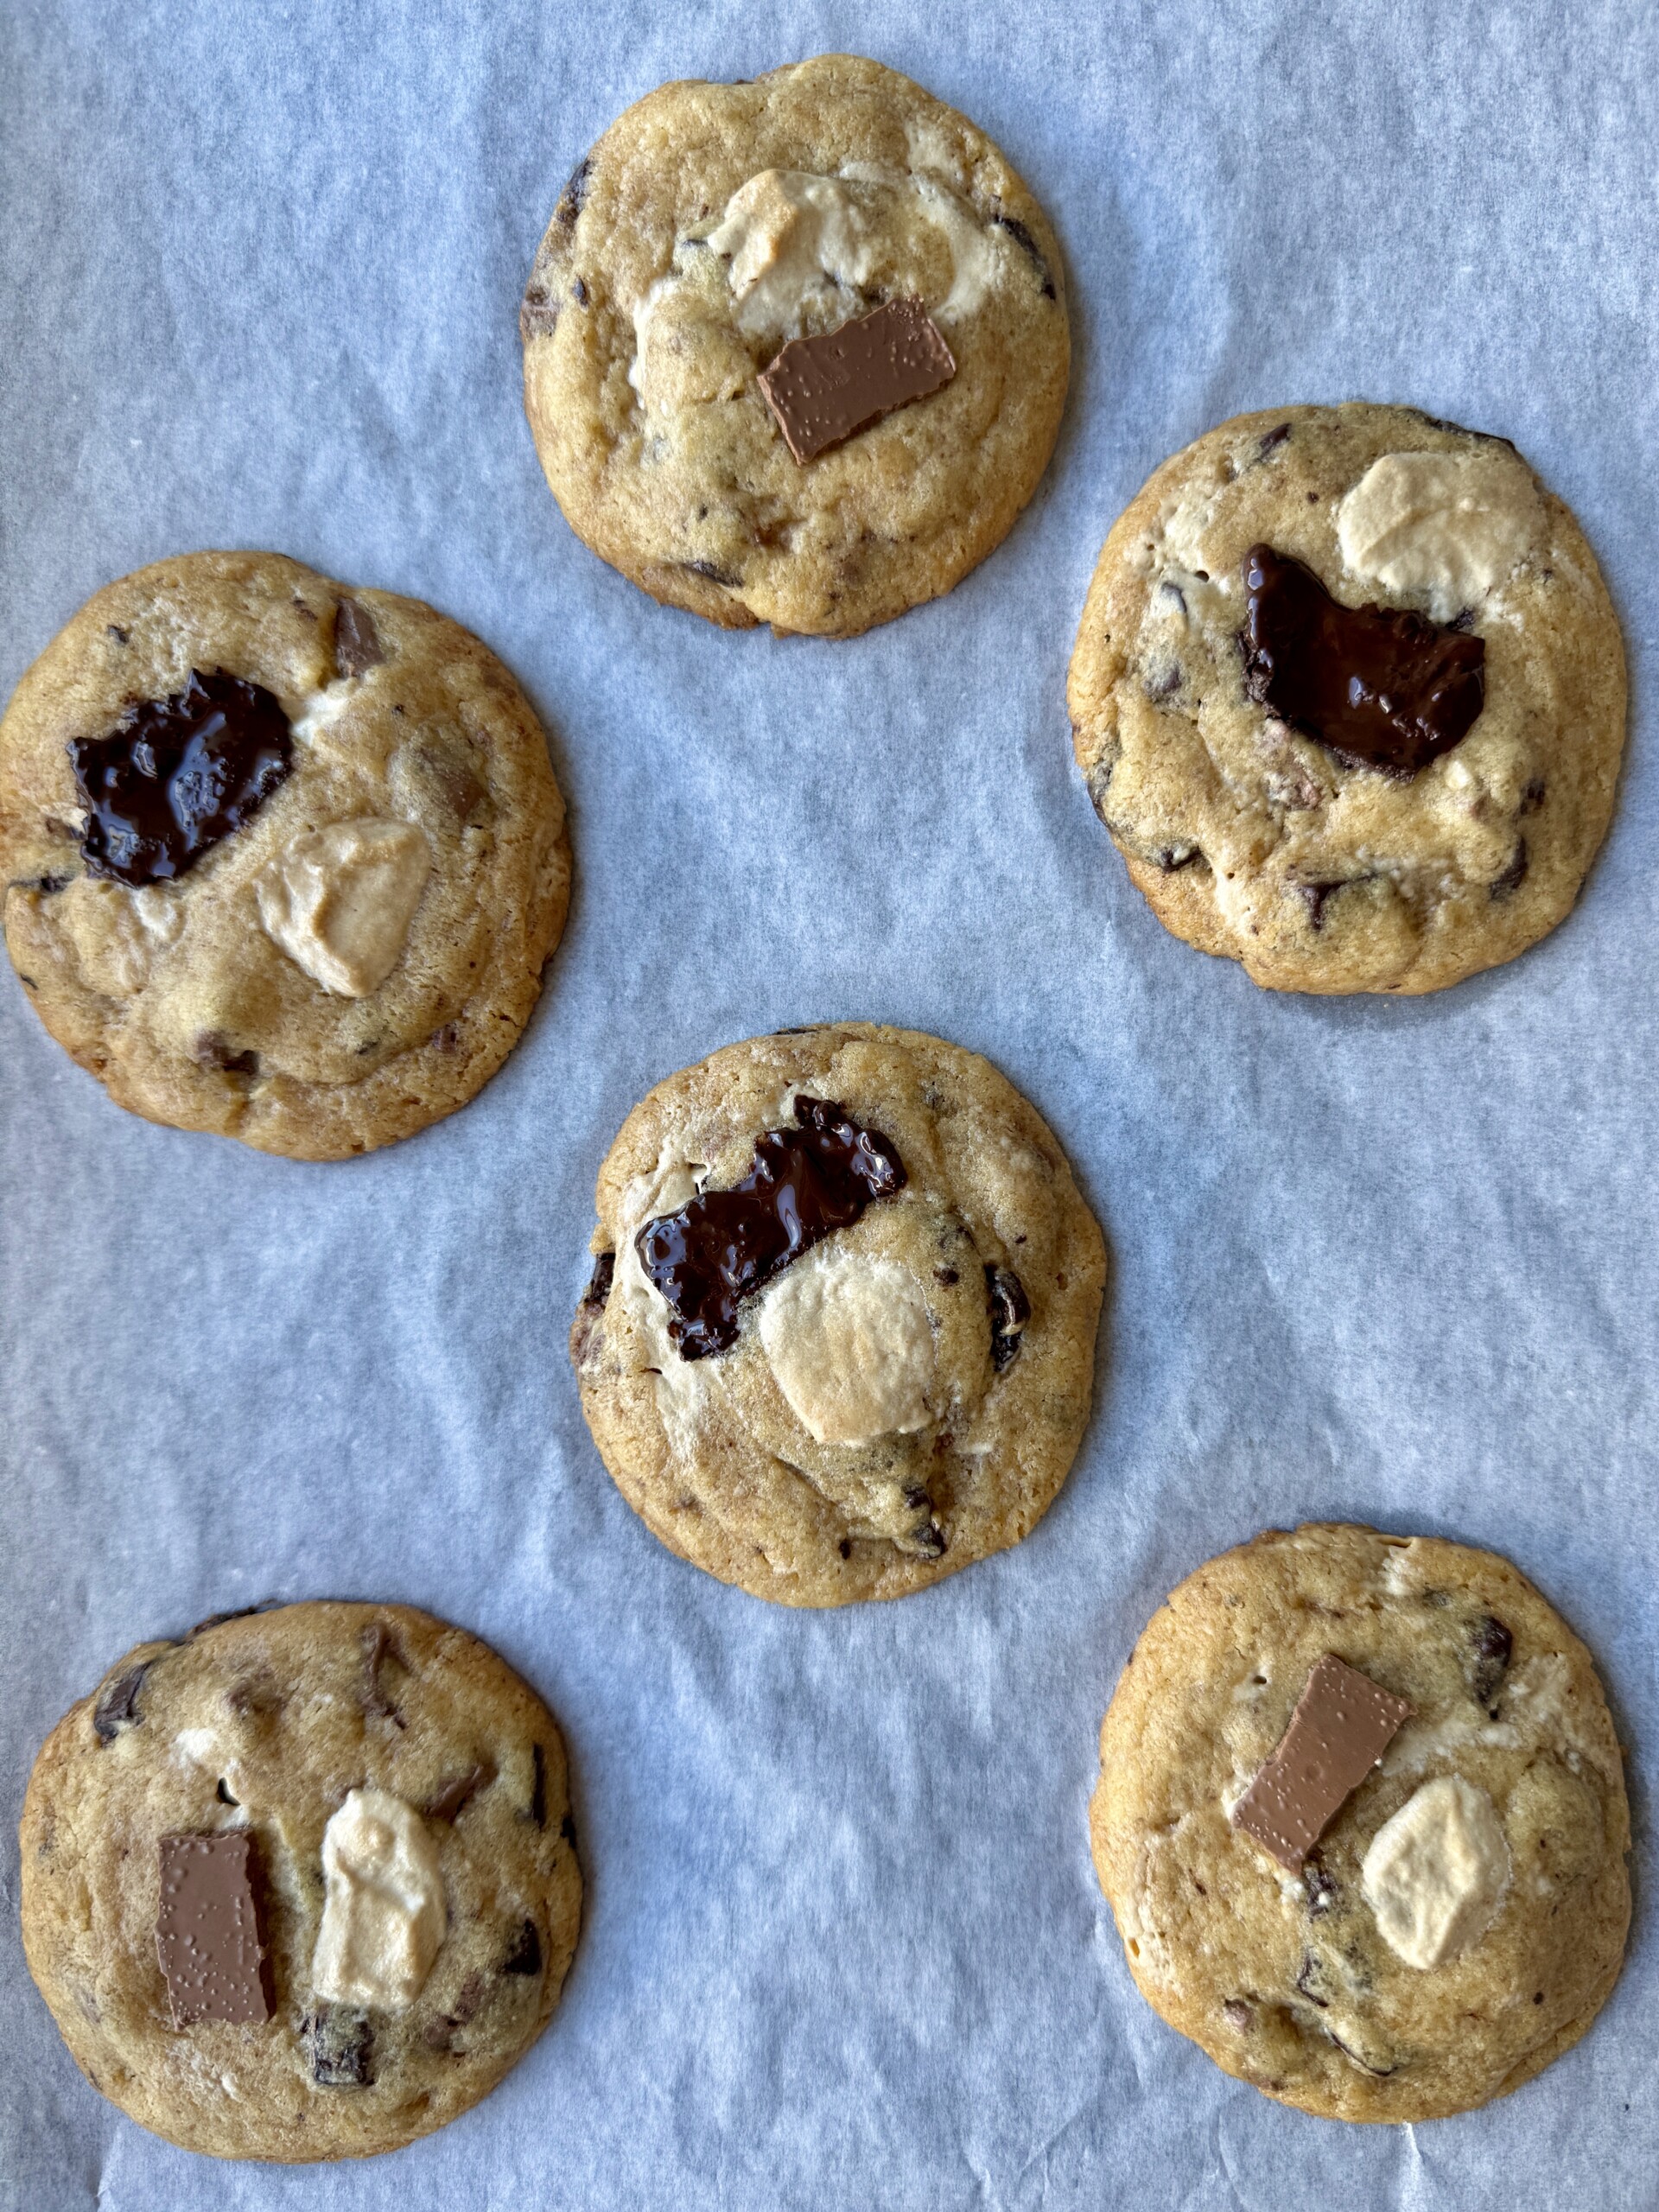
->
[1068, 405, 1626, 994]
[19, 1601, 582, 2161]
[521, 55, 1069, 638]
[0, 552, 570, 1157]
[1089, 1525, 1630, 2122]
[570, 1023, 1106, 1605]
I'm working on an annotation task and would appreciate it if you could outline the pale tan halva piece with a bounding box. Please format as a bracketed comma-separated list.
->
[20, 1603, 582, 2162]
[571, 1024, 1106, 1605]
[521, 55, 1069, 637]
[0, 553, 569, 1157]
[1090, 1525, 1630, 2122]
[1067, 404, 1627, 993]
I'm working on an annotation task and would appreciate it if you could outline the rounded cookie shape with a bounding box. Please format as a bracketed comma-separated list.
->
[521, 55, 1069, 638]
[1089, 1524, 1630, 2121]
[570, 1023, 1106, 1605]
[20, 1602, 582, 2161]
[0, 552, 570, 1157]
[1067, 404, 1627, 994]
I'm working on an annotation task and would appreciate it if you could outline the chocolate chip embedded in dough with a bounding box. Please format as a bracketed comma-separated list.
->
[360, 1622, 405, 1726]
[423, 1762, 494, 1823]
[1222, 1998, 1254, 2031]
[92, 1662, 153, 1742]
[304, 2005, 375, 2086]
[555, 154, 591, 229]
[682, 558, 741, 588]
[503, 1919, 542, 1976]
[1241, 544, 1486, 774]
[1489, 839, 1529, 899]
[526, 1742, 547, 1828]
[1470, 1615, 1514, 1713]
[1303, 1861, 1340, 1916]
[192, 1031, 259, 1077]
[1230, 1652, 1413, 1872]
[989, 211, 1057, 300]
[582, 1251, 615, 1308]
[1294, 879, 1348, 932]
[987, 1266, 1030, 1374]
[155, 1831, 274, 2027]
[333, 599, 385, 680]
[636, 1095, 906, 1360]
[559, 1811, 577, 1849]
[758, 300, 957, 466]
[69, 668, 293, 887]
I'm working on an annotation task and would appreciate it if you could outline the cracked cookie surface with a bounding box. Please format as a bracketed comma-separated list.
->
[570, 1024, 1105, 1605]
[0, 552, 569, 1157]
[1090, 1524, 1630, 2122]
[521, 54, 1069, 638]
[20, 1602, 582, 2161]
[1067, 405, 1626, 994]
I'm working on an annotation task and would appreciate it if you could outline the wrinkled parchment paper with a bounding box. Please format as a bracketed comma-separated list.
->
[2, 3, 1654, 2205]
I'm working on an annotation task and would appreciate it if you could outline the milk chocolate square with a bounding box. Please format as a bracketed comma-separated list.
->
[156, 1830, 274, 2026]
[1230, 1653, 1412, 1871]
[758, 299, 956, 465]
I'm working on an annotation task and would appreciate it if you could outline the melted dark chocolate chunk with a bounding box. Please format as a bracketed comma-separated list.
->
[1241, 545, 1485, 774]
[305, 2005, 375, 2086]
[1471, 1615, 1513, 1713]
[636, 1096, 906, 1359]
[504, 1919, 542, 1975]
[92, 1662, 153, 1742]
[987, 1266, 1031, 1374]
[582, 1252, 614, 1308]
[560, 1811, 577, 1848]
[69, 669, 293, 887]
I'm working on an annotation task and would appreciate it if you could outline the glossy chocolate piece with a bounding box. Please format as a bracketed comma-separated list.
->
[637, 1095, 906, 1359]
[155, 1831, 274, 2026]
[759, 299, 956, 465]
[70, 669, 292, 886]
[1241, 545, 1485, 773]
[1230, 1653, 1412, 1872]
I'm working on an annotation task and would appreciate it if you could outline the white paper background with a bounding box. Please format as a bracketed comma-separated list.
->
[2, 3, 1655, 2205]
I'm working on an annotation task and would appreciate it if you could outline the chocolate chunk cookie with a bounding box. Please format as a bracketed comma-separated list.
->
[1068, 405, 1626, 993]
[1090, 1525, 1630, 2121]
[0, 553, 569, 1156]
[521, 55, 1069, 637]
[20, 1603, 582, 2161]
[571, 1024, 1106, 1605]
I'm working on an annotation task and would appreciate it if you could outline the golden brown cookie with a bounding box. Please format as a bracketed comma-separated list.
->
[1090, 1525, 1630, 2121]
[570, 1023, 1106, 1605]
[521, 55, 1069, 637]
[20, 1602, 582, 2161]
[1068, 405, 1627, 993]
[0, 552, 569, 1157]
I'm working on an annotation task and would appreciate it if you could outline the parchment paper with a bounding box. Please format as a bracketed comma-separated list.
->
[2, 3, 1655, 2206]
